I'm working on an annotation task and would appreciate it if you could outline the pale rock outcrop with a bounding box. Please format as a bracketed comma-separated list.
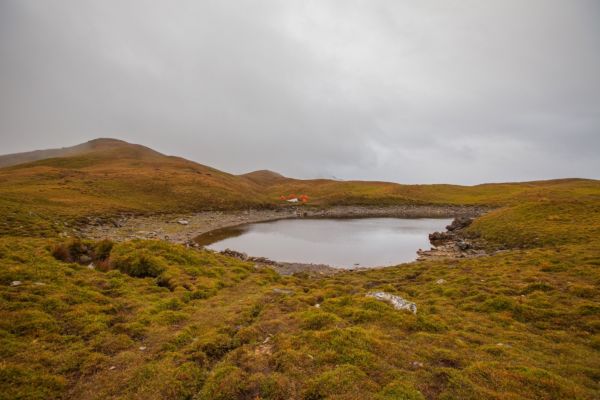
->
[366, 291, 417, 314]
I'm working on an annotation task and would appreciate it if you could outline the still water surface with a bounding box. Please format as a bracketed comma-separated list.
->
[197, 218, 451, 268]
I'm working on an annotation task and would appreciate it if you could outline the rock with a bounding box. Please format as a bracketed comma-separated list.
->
[221, 249, 248, 260]
[139, 346, 147, 351]
[436, 279, 446, 284]
[366, 291, 417, 314]
[411, 361, 424, 369]
[79, 255, 92, 264]
[272, 288, 294, 295]
[456, 240, 472, 251]
[429, 231, 452, 243]
[10, 281, 22, 287]
[315, 303, 321, 308]
[178, 219, 189, 225]
[446, 217, 473, 231]
[109, 366, 116, 370]
[87, 263, 95, 270]
[248, 256, 274, 264]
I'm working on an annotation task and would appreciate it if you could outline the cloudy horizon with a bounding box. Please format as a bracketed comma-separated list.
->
[1, 0, 599, 184]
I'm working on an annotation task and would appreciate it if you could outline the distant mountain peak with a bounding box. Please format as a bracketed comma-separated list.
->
[240, 169, 287, 185]
[86, 138, 128, 146]
[0, 137, 158, 168]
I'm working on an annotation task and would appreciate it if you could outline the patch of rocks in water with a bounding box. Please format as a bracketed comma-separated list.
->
[219, 249, 276, 265]
[418, 216, 486, 261]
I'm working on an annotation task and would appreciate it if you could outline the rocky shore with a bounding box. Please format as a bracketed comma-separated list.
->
[81, 204, 489, 244]
[217, 249, 339, 276]
[417, 216, 487, 261]
[80, 205, 490, 275]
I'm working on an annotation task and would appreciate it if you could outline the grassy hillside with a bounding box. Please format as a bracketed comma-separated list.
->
[264, 177, 600, 207]
[1, 138, 599, 237]
[0, 139, 104, 168]
[0, 139, 599, 399]
[0, 139, 272, 236]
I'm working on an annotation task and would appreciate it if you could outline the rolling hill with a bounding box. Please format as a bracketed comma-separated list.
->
[1, 138, 599, 237]
[0, 138, 599, 399]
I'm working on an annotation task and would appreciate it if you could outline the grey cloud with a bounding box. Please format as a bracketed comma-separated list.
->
[0, 0, 598, 184]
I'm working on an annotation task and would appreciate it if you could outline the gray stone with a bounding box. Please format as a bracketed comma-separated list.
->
[446, 217, 473, 231]
[272, 288, 294, 295]
[366, 291, 417, 314]
[456, 240, 472, 251]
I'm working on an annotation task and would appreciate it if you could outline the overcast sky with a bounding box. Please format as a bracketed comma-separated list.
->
[0, 1, 598, 184]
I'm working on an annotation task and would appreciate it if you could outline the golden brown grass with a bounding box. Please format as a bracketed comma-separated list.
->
[0, 139, 599, 399]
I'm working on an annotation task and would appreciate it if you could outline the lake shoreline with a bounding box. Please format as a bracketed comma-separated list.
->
[81, 204, 489, 244]
[79, 205, 490, 275]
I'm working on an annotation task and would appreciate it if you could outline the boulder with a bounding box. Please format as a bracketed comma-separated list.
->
[221, 249, 248, 260]
[446, 217, 473, 231]
[366, 291, 417, 314]
[429, 231, 452, 243]
[456, 240, 472, 251]
[272, 288, 294, 295]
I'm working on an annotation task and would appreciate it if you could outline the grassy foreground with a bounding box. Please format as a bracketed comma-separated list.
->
[1, 184, 600, 399]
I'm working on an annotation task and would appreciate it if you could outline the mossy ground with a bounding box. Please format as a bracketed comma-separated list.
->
[0, 144, 599, 398]
[1, 185, 599, 399]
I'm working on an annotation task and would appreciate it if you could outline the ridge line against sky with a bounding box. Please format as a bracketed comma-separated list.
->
[1, 0, 599, 184]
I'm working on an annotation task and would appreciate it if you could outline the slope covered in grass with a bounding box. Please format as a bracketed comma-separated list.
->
[1, 138, 599, 237]
[0, 139, 271, 236]
[0, 138, 599, 399]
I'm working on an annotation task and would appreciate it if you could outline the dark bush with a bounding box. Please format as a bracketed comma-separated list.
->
[93, 240, 114, 260]
[112, 253, 166, 278]
[51, 239, 90, 263]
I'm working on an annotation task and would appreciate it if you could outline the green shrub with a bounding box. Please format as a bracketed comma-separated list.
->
[197, 365, 248, 400]
[376, 380, 425, 400]
[521, 282, 553, 294]
[112, 253, 166, 278]
[93, 239, 114, 260]
[201, 334, 238, 361]
[300, 310, 341, 330]
[304, 364, 377, 399]
[480, 296, 515, 312]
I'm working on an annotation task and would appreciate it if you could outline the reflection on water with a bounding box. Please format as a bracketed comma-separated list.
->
[195, 218, 451, 268]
